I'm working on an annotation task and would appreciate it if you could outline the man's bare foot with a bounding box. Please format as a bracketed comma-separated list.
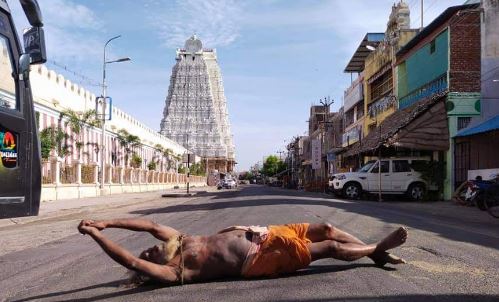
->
[370, 251, 406, 266]
[375, 227, 408, 252]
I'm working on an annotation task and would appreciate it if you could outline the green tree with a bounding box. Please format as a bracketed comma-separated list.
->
[244, 172, 254, 180]
[60, 109, 100, 160]
[130, 153, 142, 168]
[261, 155, 287, 176]
[153, 144, 164, 170]
[277, 161, 287, 174]
[188, 162, 206, 176]
[117, 129, 141, 167]
[39, 126, 69, 159]
[147, 161, 157, 171]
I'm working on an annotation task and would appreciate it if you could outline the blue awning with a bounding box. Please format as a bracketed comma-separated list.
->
[455, 115, 499, 137]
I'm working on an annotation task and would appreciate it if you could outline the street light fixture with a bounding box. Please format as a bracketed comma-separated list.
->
[99, 35, 130, 194]
[106, 57, 131, 64]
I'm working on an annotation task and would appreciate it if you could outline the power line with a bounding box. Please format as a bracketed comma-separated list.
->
[412, 0, 439, 28]
[45, 59, 101, 87]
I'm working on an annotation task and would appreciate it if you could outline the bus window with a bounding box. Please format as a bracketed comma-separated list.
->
[0, 34, 17, 110]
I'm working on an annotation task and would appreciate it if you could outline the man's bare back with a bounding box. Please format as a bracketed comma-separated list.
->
[78, 219, 407, 285]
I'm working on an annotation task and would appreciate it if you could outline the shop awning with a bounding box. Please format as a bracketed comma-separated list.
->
[344, 91, 449, 157]
[454, 115, 499, 137]
[344, 33, 384, 73]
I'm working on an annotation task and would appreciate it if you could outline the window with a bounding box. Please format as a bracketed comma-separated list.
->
[0, 35, 17, 110]
[356, 102, 364, 118]
[358, 160, 376, 173]
[370, 70, 393, 102]
[430, 39, 436, 54]
[457, 117, 472, 131]
[371, 160, 389, 173]
[393, 160, 411, 172]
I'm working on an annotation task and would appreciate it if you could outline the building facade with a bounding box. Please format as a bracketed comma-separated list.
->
[363, 1, 418, 136]
[160, 36, 235, 173]
[396, 3, 481, 198]
[453, 0, 499, 184]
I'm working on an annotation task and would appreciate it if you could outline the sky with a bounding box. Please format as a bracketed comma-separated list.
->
[9, 0, 465, 171]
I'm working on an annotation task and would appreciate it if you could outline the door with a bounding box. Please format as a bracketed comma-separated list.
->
[391, 160, 413, 192]
[0, 10, 29, 217]
[367, 160, 391, 192]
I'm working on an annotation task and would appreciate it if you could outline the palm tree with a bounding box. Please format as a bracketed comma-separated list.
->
[116, 129, 141, 167]
[39, 126, 69, 159]
[162, 148, 175, 171]
[59, 109, 100, 161]
[153, 144, 164, 171]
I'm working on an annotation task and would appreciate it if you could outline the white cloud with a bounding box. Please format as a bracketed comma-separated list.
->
[146, 0, 243, 48]
[9, 0, 103, 61]
[42, 0, 103, 30]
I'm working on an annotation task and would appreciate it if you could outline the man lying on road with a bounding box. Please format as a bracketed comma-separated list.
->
[78, 218, 407, 285]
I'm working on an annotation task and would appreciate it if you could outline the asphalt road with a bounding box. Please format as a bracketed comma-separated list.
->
[1, 185, 498, 302]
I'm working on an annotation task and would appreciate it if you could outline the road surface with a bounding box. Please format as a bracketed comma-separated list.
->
[1, 185, 498, 301]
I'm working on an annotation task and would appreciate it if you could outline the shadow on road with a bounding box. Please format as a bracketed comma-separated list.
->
[9, 279, 162, 302]
[270, 294, 498, 302]
[134, 186, 499, 250]
[10, 263, 390, 302]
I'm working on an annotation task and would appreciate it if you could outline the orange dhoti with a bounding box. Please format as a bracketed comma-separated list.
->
[241, 223, 312, 278]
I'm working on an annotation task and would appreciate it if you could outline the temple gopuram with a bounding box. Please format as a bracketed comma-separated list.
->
[160, 35, 235, 173]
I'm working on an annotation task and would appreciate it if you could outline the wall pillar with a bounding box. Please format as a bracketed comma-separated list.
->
[106, 165, 113, 184]
[119, 166, 125, 184]
[53, 157, 62, 185]
[75, 160, 83, 184]
[92, 162, 99, 185]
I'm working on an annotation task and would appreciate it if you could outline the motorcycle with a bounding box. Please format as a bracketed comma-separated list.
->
[453, 174, 499, 218]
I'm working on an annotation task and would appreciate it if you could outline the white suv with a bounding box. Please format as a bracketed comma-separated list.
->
[330, 157, 430, 201]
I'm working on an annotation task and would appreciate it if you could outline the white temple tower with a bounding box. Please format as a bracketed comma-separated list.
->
[160, 36, 235, 173]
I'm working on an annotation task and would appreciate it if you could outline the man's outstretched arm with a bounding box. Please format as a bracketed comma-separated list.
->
[78, 223, 178, 284]
[82, 218, 180, 241]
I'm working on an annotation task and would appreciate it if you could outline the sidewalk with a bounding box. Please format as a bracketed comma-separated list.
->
[0, 186, 213, 228]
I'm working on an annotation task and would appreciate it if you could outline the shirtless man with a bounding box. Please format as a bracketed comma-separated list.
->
[78, 218, 407, 285]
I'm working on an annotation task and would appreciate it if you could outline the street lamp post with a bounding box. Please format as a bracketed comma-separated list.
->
[99, 35, 130, 193]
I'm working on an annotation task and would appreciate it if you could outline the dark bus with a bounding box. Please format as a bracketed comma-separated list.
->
[0, 0, 46, 218]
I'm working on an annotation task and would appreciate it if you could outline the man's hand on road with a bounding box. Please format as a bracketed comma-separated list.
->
[88, 220, 107, 230]
[78, 220, 100, 235]
[80, 219, 106, 230]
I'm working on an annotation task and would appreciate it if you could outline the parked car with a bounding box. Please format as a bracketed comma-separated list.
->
[223, 178, 237, 189]
[330, 157, 431, 201]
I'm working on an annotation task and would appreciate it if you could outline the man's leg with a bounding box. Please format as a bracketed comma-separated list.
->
[307, 224, 407, 264]
[307, 223, 366, 244]
[308, 227, 407, 262]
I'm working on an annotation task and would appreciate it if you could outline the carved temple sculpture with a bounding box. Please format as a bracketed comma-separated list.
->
[160, 35, 235, 173]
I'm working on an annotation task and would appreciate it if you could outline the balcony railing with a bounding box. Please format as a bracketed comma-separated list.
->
[367, 94, 397, 118]
[399, 73, 447, 109]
